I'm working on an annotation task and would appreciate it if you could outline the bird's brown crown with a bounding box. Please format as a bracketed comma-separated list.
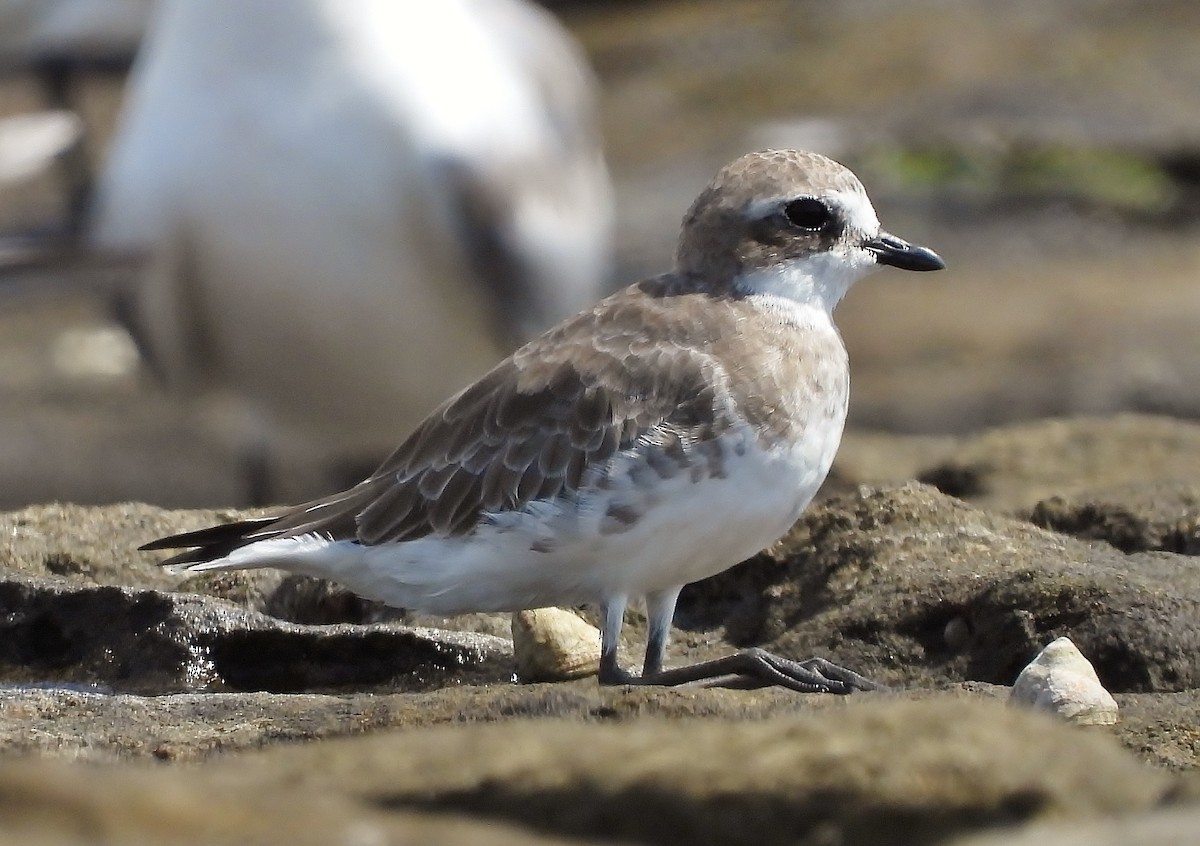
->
[674, 149, 877, 285]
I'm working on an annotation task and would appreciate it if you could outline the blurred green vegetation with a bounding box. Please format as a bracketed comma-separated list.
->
[861, 146, 1178, 215]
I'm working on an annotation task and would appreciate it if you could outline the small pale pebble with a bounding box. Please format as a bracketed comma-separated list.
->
[1010, 636, 1119, 725]
[511, 607, 601, 682]
[51, 325, 141, 380]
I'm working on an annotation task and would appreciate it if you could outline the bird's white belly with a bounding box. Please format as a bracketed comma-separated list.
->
[593, 424, 843, 595]
[252, 422, 845, 613]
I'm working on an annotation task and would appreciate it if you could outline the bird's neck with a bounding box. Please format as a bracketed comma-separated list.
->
[731, 252, 875, 315]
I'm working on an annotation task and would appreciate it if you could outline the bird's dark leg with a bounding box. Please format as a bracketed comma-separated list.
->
[597, 595, 635, 684]
[619, 586, 882, 695]
[642, 586, 681, 677]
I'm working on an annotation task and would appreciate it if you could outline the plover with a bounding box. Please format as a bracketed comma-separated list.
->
[144, 150, 944, 693]
[91, 0, 611, 500]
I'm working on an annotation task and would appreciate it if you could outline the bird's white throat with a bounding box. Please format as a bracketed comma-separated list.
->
[734, 247, 878, 315]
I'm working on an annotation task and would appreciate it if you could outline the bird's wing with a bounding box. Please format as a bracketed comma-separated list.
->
[145, 282, 736, 563]
[282, 290, 728, 545]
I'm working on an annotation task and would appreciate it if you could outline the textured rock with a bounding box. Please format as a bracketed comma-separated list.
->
[949, 806, 1200, 846]
[683, 482, 1200, 693]
[0, 502, 235, 589]
[1110, 690, 1200, 770]
[0, 572, 511, 694]
[0, 758, 567, 846]
[1011, 637, 1119, 725]
[8, 483, 1199, 706]
[1, 416, 1200, 846]
[0, 682, 836, 762]
[0, 697, 1180, 846]
[913, 416, 1200, 512]
[0, 697, 1173, 846]
[0, 443, 1198, 843]
[1024, 481, 1200, 554]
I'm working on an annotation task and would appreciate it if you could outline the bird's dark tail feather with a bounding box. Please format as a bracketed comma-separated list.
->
[140, 517, 278, 568]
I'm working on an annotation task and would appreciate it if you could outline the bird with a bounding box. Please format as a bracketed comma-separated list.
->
[143, 149, 945, 693]
[90, 0, 612, 501]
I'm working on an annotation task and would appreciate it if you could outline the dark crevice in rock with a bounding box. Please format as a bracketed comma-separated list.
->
[0, 576, 511, 695]
[1025, 496, 1200, 555]
[0, 581, 190, 691]
[263, 574, 395, 625]
[204, 628, 495, 694]
[375, 785, 1053, 846]
[888, 603, 976, 664]
[676, 557, 779, 636]
[916, 462, 991, 499]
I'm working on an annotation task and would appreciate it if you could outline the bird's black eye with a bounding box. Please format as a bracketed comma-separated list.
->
[783, 198, 831, 231]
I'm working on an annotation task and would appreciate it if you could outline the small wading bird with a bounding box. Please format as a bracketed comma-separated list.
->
[144, 150, 945, 693]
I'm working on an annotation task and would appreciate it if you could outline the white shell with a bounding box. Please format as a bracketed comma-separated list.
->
[1010, 637, 1119, 725]
[511, 607, 600, 682]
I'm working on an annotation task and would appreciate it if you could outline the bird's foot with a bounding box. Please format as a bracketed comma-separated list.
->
[601, 647, 882, 695]
[597, 661, 639, 686]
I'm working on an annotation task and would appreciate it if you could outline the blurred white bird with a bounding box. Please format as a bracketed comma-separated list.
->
[90, 0, 613, 502]
[0, 0, 152, 65]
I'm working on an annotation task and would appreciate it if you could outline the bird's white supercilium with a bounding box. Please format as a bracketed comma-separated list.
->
[143, 149, 945, 693]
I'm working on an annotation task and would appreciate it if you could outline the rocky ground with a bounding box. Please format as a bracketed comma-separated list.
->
[3, 0, 1200, 843]
[2, 415, 1200, 843]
